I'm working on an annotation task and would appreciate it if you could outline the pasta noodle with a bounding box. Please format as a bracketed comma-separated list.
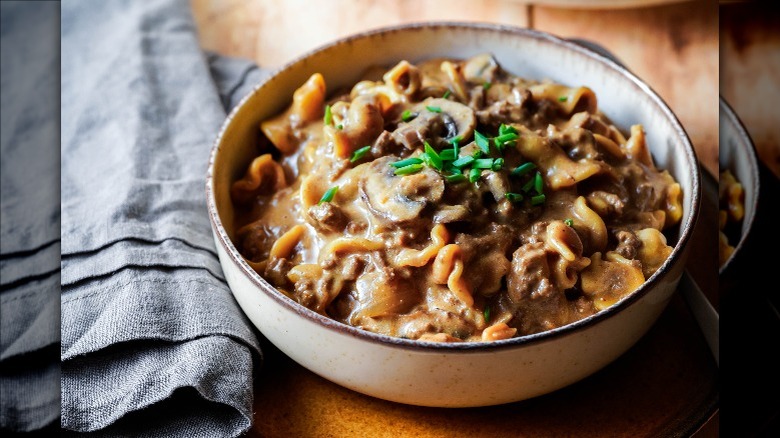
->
[581, 252, 645, 311]
[230, 54, 682, 342]
[231, 154, 286, 204]
[395, 224, 450, 267]
[481, 323, 518, 342]
[432, 244, 473, 307]
[719, 169, 744, 266]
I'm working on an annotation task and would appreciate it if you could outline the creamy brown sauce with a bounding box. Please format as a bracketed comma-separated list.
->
[231, 54, 683, 342]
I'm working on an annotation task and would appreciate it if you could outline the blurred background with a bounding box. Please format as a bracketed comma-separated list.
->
[720, 1, 780, 179]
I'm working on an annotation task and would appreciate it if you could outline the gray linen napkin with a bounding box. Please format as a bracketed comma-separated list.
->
[1, 0, 61, 432]
[60, 0, 267, 435]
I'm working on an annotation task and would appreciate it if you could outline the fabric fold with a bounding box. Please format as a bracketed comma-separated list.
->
[0, 242, 60, 287]
[61, 267, 258, 361]
[60, 181, 218, 256]
[61, 238, 224, 286]
[206, 52, 269, 112]
[0, 357, 60, 432]
[61, 336, 255, 436]
[0, 273, 60, 361]
[60, 0, 268, 435]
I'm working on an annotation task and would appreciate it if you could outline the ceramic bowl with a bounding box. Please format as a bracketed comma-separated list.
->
[718, 97, 760, 282]
[206, 23, 701, 407]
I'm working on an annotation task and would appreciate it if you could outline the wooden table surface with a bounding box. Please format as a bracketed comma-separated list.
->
[192, 0, 720, 175]
[188, 1, 761, 436]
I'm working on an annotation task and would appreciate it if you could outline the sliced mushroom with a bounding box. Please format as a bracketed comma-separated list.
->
[360, 156, 444, 224]
[433, 205, 470, 223]
[353, 271, 419, 318]
[391, 98, 476, 150]
[483, 171, 510, 203]
[462, 53, 499, 83]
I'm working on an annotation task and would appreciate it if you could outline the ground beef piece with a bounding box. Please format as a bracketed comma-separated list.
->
[614, 230, 641, 260]
[308, 202, 348, 232]
[264, 257, 293, 288]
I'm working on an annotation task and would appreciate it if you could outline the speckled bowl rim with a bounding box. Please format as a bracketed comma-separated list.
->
[718, 96, 760, 275]
[206, 22, 701, 353]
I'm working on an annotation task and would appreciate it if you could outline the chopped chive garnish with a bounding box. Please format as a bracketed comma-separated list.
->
[439, 149, 456, 161]
[472, 149, 484, 158]
[394, 163, 424, 175]
[446, 173, 467, 183]
[468, 168, 481, 183]
[484, 305, 491, 323]
[483, 81, 492, 90]
[336, 124, 343, 130]
[498, 124, 518, 136]
[558, 96, 568, 102]
[505, 192, 523, 203]
[452, 155, 475, 169]
[447, 166, 463, 175]
[350, 145, 371, 163]
[492, 158, 504, 171]
[401, 110, 416, 122]
[534, 172, 544, 194]
[494, 132, 519, 148]
[473, 158, 495, 169]
[495, 133, 519, 143]
[494, 133, 519, 154]
[426, 105, 442, 113]
[449, 136, 461, 159]
[424, 141, 443, 170]
[318, 186, 338, 204]
[511, 162, 536, 177]
[522, 178, 535, 193]
[564, 218, 574, 227]
[323, 105, 333, 126]
[475, 131, 490, 154]
[390, 157, 423, 168]
[442, 90, 451, 99]
[531, 194, 546, 205]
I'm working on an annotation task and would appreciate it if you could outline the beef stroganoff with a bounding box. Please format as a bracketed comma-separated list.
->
[231, 54, 683, 342]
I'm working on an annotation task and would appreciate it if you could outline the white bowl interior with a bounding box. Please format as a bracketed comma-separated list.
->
[719, 97, 759, 273]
